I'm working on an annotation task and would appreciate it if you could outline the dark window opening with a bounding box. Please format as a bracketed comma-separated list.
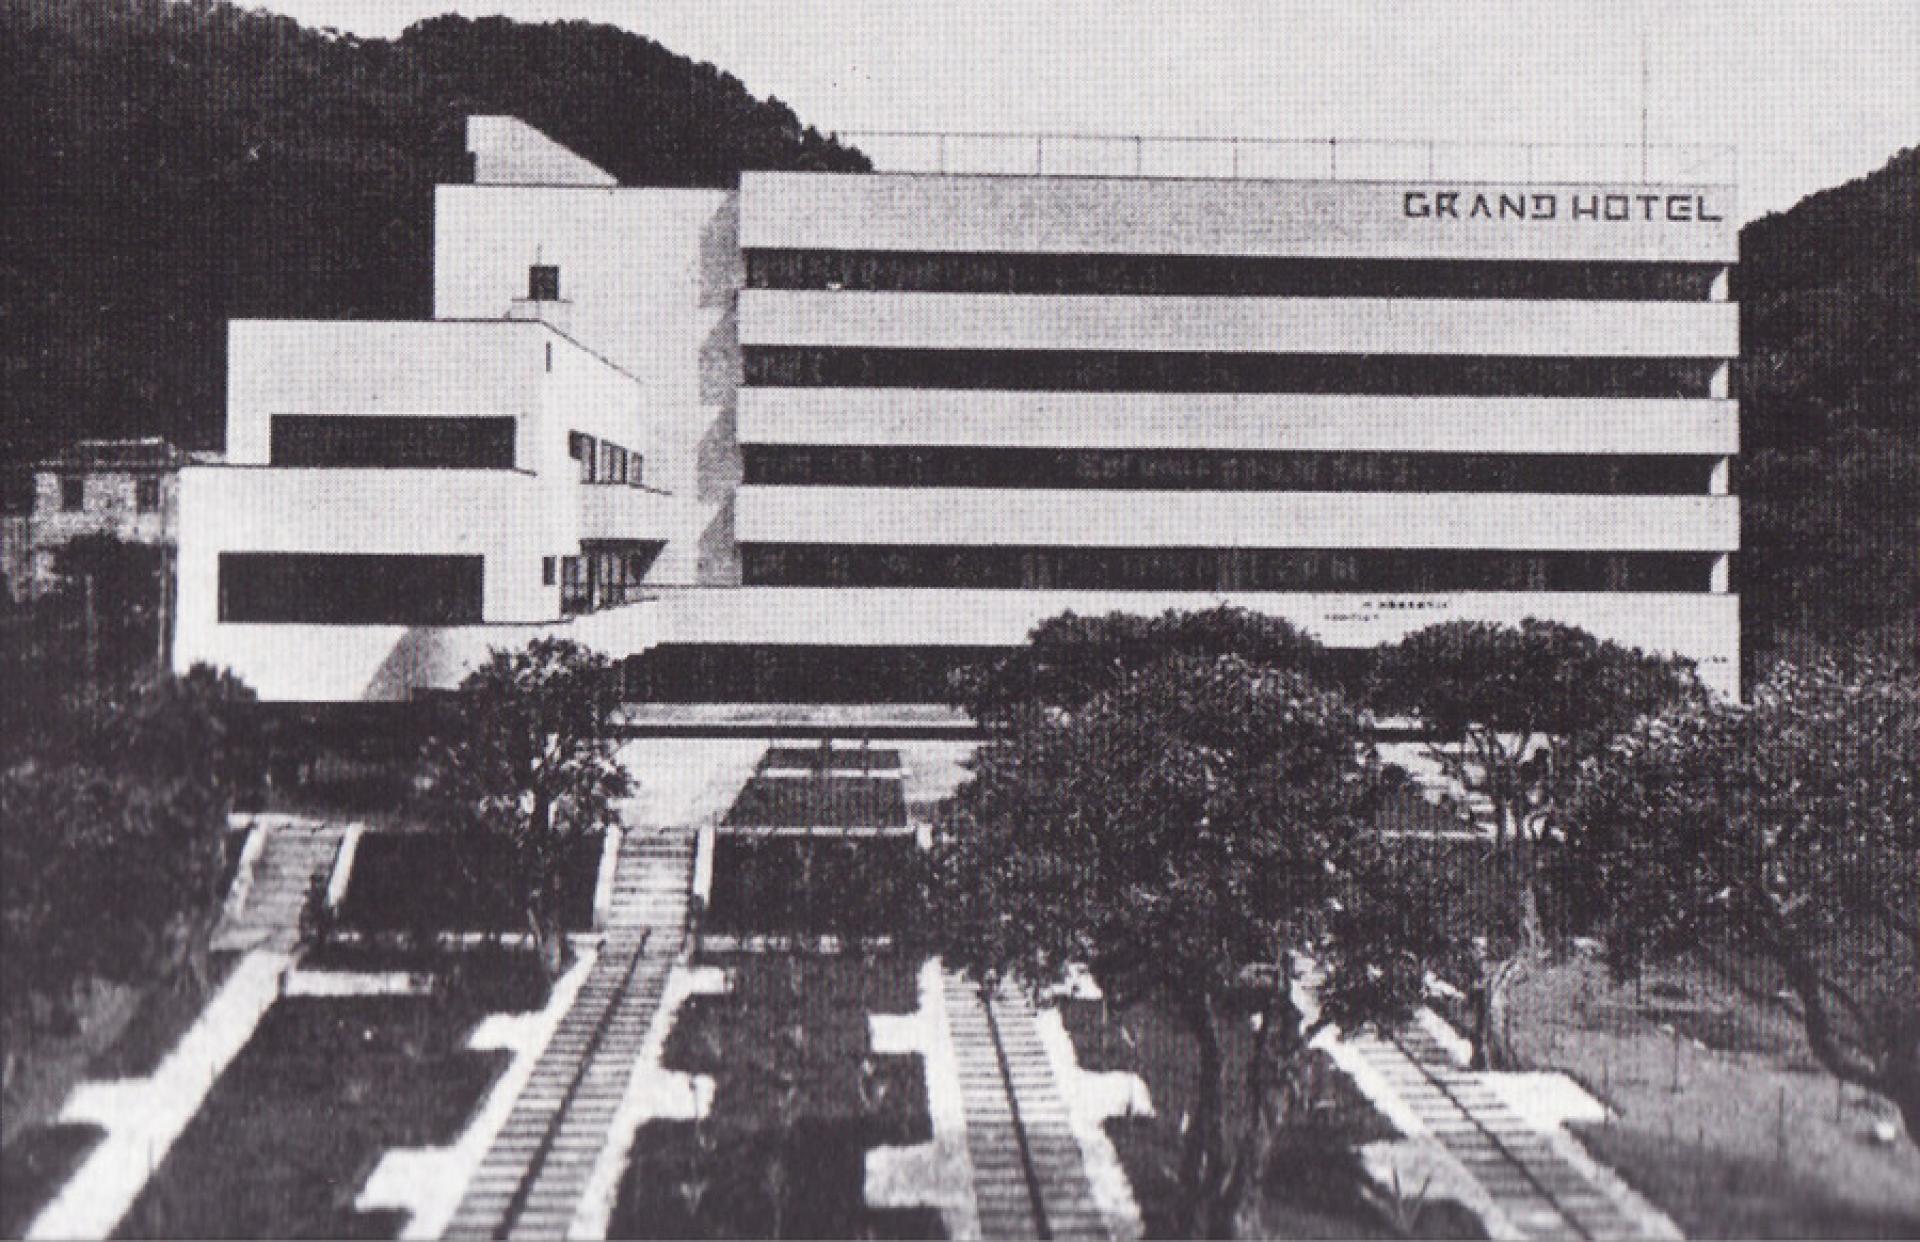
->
[270, 416, 516, 469]
[218, 553, 484, 624]
[542, 556, 557, 586]
[741, 446, 1717, 495]
[529, 265, 561, 302]
[743, 348, 1724, 399]
[571, 432, 599, 482]
[60, 476, 85, 511]
[739, 544, 1717, 593]
[561, 544, 661, 615]
[135, 478, 162, 512]
[746, 250, 1727, 301]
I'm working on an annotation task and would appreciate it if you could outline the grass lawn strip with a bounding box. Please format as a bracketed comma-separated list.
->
[865, 957, 981, 1240]
[608, 952, 938, 1239]
[25, 951, 291, 1241]
[115, 950, 550, 1239]
[566, 963, 729, 1240]
[355, 948, 598, 1240]
[1511, 955, 1920, 1239]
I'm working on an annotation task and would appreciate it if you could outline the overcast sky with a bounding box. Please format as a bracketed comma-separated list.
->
[249, 0, 1918, 220]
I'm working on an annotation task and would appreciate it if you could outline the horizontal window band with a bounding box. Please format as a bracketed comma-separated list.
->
[218, 553, 484, 625]
[743, 348, 1723, 398]
[270, 416, 516, 469]
[741, 446, 1719, 494]
[739, 545, 1717, 593]
[746, 250, 1725, 300]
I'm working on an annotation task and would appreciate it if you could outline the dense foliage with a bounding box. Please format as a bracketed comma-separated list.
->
[0, 0, 866, 463]
[1566, 655, 1920, 1144]
[950, 604, 1327, 724]
[1737, 147, 1920, 662]
[929, 652, 1460, 1235]
[419, 637, 632, 975]
[1, 664, 260, 1070]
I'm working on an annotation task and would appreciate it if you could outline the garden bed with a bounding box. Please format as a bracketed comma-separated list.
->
[1510, 955, 1920, 1239]
[1061, 997, 1484, 1239]
[112, 949, 552, 1239]
[336, 832, 602, 934]
[722, 776, 907, 828]
[0, 1123, 103, 1237]
[704, 836, 923, 939]
[609, 952, 938, 1239]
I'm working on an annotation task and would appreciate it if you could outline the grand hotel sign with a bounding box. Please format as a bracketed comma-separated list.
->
[1402, 189, 1724, 223]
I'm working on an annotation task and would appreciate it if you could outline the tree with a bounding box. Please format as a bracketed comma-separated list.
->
[1, 664, 259, 1082]
[420, 638, 631, 976]
[950, 604, 1326, 724]
[1370, 618, 1700, 1065]
[926, 653, 1459, 1237]
[1567, 654, 1920, 1145]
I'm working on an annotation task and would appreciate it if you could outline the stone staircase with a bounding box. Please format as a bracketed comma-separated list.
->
[1350, 1024, 1651, 1241]
[943, 974, 1107, 1240]
[443, 830, 696, 1241]
[212, 823, 345, 952]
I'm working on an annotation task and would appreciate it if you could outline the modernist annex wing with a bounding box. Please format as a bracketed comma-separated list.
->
[172, 117, 1740, 702]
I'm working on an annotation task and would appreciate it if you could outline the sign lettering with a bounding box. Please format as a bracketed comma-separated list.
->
[1402, 189, 1723, 222]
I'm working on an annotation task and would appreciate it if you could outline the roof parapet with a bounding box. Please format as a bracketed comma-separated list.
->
[835, 131, 1737, 185]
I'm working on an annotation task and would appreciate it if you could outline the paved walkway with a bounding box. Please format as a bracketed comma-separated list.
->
[442, 830, 696, 1241]
[942, 974, 1108, 1240]
[1341, 1023, 1679, 1240]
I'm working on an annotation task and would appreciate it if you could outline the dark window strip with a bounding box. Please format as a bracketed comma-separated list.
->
[743, 348, 1723, 399]
[270, 416, 516, 469]
[747, 250, 1725, 300]
[742, 446, 1717, 494]
[218, 553, 484, 624]
[739, 544, 1716, 593]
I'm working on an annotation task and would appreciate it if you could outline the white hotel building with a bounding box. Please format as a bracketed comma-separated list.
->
[172, 117, 1740, 704]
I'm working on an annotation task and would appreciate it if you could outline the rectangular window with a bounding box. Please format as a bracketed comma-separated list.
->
[135, 478, 161, 512]
[529, 265, 561, 302]
[217, 553, 484, 625]
[628, 454, 645, 488]
[271, 416, 516, 469]
[60, 476, 84, 511]
[608, 445, 628, 485]
[541, 556, 557, 586]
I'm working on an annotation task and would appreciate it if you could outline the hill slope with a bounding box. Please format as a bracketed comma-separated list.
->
[0, 0, 865, 461]
[1736, 147, 1919, 662]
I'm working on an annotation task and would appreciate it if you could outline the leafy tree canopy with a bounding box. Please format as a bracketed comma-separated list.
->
[1566, 655, 1920, 1143]
[949, 604, 1326, 724]
[420, 637, 632, 975]
[928, 652, 1460, 1234]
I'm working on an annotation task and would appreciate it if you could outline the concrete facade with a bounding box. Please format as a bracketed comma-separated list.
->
[172, 116, 1741, 701]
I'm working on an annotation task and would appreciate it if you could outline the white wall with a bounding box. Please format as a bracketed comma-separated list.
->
[434, 185, 741, 585]
[741, 173, 1738, 261]
[736, 486, 1739, 552]
[739, 390, 1739, 456]
[739, 290, 1737, 358]
[468, 115, 617, 187]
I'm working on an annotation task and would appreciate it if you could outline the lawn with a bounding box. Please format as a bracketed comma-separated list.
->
[336, 832, 603, 935]
[609, 951, 939, 1239]
[111, 949, 551, 1240]
[761, 746, 903, 773]
[1060, 997, 1485, 1240]
[705, 836, 924, 940]
[0, 1123, 103, 1237]
[1509, 953, 1920, 1239]
[722, 775, 908, 829]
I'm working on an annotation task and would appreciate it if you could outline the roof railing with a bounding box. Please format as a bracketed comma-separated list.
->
[833, 131, 1737, 185]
